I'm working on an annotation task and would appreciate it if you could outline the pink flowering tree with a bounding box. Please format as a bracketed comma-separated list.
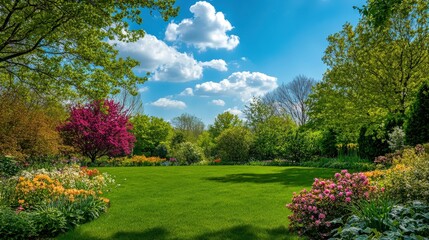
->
[58, 100, 136, 163]
[286, 170, 379, 239]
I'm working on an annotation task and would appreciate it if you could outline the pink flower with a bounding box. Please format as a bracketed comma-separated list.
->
[346, 191, 353, 197]
[315, 220, 321, 226]
[345, 197, 351, 203]
[381, 187, 385, 192]
[324, 189, 330, 195]
[364, 192, 369, 198]
[329, 195, 336, 201]
[338, 192, 344, 197]
[341, 170, 348, 174]
[319, 213, 326, 219]
[345, 173, 351, 178]
[335, 173, 341, 179]
[337, 185, 343, 190]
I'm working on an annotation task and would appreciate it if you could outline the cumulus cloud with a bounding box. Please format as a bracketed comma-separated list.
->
[165, 1, 239, 51]
[224, 107, 243, 117]
[109, 34, 227, 82]
[151, 98, 186, 109]
[179, 88, 194, 96]
[211, 99, 225, 106]
[195, 71, 278, 102]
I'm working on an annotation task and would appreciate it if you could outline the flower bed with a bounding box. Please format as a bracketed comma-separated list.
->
[0, 165, 114, 239]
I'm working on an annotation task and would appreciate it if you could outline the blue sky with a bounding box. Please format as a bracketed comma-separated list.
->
[111, 0, 365, 125]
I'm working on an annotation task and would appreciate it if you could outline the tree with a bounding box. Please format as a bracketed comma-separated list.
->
[264, 75, 316, 126]
[209, 112, 243, 138]
[215, 127, 253, 163]
[308, 0, 429, 137]
[0, 0, 178, 100]
[243, 97, 276, 131]
[58, 99, 135, 162]
[171, 113, 204, 142]
[252, 116, 296, 160]
[0, 90, 64, 159]
[131, 115, 172, 156]
[405, 80, 429, 145]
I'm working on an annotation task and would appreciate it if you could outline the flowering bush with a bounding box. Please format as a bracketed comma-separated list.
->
[286, 170, 378, 239]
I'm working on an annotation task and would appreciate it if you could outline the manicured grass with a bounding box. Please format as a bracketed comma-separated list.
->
[58, 166, 337, 240]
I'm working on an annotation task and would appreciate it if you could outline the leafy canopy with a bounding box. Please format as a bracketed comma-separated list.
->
[0, 0, 178, 100]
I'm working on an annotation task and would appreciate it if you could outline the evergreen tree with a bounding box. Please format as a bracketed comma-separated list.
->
[405, 81, 429, 145]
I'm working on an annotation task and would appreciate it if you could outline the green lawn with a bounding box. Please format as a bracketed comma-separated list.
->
[58, 166, 336, 240]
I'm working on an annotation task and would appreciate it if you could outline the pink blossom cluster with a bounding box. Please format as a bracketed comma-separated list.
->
[286, 170, 377, 239]
[59, 100, 135, 161]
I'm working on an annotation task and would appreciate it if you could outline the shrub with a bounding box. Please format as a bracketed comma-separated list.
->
[216, 127, 253, 163]
[387, 126, 405, 151]
[286, 170, 378, 239]
[0, 155, 21, 178]
[173, 142, 204, 165]
[320, 128, 338, 158]
[358, 126, 389, 160]
[382, 148, 429, 204]
[283, 131, 317, 162]
[32, 204, 68, 237]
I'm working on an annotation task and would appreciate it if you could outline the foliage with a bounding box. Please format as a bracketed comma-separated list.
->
[252, 116, 296, 160]
[286, 170, 378, 239]
[405, 80, 429, 146]
[264, 75, 316, 126]
[197, 131, 216, 159]
[0, 0, 178, 100]
[0, 155, 21, 178]
[382, 147, 429, 204]
[319, 128, 338, 158]
[59, 99, 135, 162]
[308, 0, 429, 136]
[172, 142, 204, 165]
[301, 156, 376, 171]
[154, 142, 169, 159]
[331, 201, 429, 239]
[216, 127, 253, 163]
[0, 90, 64, 159]
[172, 113, 205, 142]
[131, 114, 172, 156]
[387, 126, 405, 151]
[243, 97, 276, 131]
[358, 126, 389, 160]
[209, 112, 243, 138]
[0, 206, 36, 240]
[283, 130, 317, 163]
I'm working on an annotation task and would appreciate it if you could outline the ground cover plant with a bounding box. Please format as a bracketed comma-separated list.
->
[58, 166, 337, 240]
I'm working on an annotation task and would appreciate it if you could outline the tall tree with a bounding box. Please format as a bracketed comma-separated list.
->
[209, 112, 243, 138]
[264, 75, 316, 126]
[309, 0, 429, 137]
[0, 0, 178, 100]
[131, 115, 172, 156]
[171, 113, 204, 142]
[58, 100, 135, 162]
[243, 97, 276, 131]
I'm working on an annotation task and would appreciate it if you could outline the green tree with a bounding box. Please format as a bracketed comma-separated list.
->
[252, 116, 296, 160]
[208, 112, 242, 138]
[197, 131, 215, 159]
[131, 115, 172, 156]
[309, 0, 429, 138]
[243, 97, 275, 131]
[172, 113, 204, 142]
[215, 127, 253, 163]
[0, 0, 178, 100]
[405, 80, 429, 145]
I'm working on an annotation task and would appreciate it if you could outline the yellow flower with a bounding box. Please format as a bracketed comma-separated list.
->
[18, 199, 25, 204]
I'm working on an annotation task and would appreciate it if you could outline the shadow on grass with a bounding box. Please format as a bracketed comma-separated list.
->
[60, 225, 298, 240]
[204, 167, 337, 186]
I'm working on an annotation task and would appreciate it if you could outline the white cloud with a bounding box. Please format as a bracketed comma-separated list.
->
[195, 71, 278, 102]
[211, 99, 225, 106]
[109, 34, 227, 82]
[151, 98, 186, 109]
[179, 88, 194, 96]
[165, 1, 239, 51]
[241, 57, 247, 61]
[138, 86, 149, 93]
[224, 107, 243, 117]
[200, 59, 228, 71]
